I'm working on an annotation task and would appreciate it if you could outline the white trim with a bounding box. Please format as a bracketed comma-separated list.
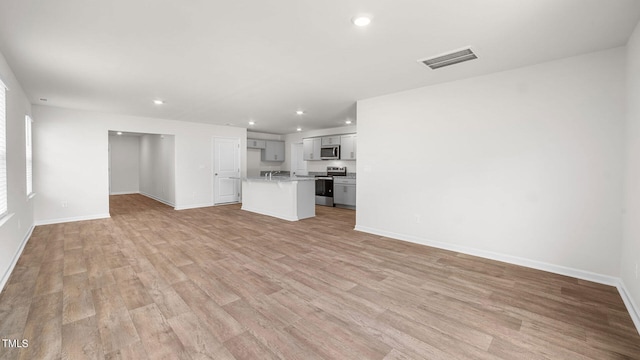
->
[0, 78, 7, 217]
[355, 225, 640, 335]
[354, 225, 620, 285]
[0, 224, 35, 293]
[109, 191, 140, 195]
[215, 201, 240, 206]
[139, 192, 175, 208]
[0, 212, 14, 227]
[175, 202, 215, 211]
[34, 213, 110, 226]
[25, 115, 33, 197]
[617, 280, 640, 335]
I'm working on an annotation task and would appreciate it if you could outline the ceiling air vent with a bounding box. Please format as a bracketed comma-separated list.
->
[419, 48, 477, 70]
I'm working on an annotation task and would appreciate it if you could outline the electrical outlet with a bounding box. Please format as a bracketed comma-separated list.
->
[61, 201, 68, 208]
[415, 214, 421, 224]
[18, 220, 21, 229]
[636, 263, 638, 279]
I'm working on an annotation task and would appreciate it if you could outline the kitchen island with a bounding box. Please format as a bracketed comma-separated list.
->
[241, 177, 316, 221]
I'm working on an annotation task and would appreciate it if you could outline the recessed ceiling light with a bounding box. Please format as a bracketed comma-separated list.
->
[296, 127, 302, 132]
[296, 110, 304, 115]
[345, 120, 352, 124]
[117, 131, 123, 135]
[352, 16, 371, 27]
[153, 99, 164, 105]
[248, 121, 255, 125]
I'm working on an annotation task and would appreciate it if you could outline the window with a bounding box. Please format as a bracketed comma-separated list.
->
[25, 115, 33, 197]
[0, 78, 6, 217]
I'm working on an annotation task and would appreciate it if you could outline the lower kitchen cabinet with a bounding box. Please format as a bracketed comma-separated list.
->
[333, 178, 356, 207]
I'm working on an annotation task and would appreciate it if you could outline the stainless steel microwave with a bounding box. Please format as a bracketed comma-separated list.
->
[320, 145, 340, 160]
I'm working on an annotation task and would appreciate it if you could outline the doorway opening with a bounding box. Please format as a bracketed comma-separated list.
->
[108, 131, 176, 212]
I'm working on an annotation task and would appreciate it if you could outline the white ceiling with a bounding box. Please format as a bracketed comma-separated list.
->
[1, 1, 639, 135]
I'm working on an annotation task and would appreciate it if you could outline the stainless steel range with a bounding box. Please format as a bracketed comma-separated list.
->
[315, 166, 347, 207]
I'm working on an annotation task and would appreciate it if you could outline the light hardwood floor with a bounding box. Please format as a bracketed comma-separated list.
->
[1, 193, 639, 359]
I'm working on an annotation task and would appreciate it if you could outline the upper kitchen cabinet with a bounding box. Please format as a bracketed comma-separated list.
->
[340, 134, 357, 160]
[321, 136, 341, 146]
[303, 138, 321, 161]
[247, 139, 266, 149]
[262, 140, 285, 162]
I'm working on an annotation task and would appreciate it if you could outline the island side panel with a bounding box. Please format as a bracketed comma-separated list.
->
[296, 180, 315, 220]
[241, 180, 299, 221]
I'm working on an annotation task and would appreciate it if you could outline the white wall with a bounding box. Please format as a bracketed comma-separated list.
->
[139, 134, 175, 206]
[622, 21, 640, 325]
[33, 105, 247, 223]
[356, 47, 625, 279]
[109, 135, 140, 195]
[284, 125, 357, 173]
[0, 51, 34, 291]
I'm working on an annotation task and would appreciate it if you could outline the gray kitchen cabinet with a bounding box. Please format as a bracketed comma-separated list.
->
[340, 134, 356, 160]
[247, 139, 266, 149]
[333, 177, 356, 207]
[321, 136, 341, 146]
[262, 140, 285, 161]
[303, 138, 321, 160]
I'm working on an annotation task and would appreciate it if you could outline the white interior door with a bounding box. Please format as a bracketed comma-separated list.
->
[213, 137, 240, 204]
[291, 142, 308, 176]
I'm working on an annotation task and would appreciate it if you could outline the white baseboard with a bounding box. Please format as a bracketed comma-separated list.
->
[617, 280, 640, 335]
[109, 191, 139, 195]
[34, 213, 111, 226]
[175, 203, 214, 211]
[215, 201, 241, 206]
[139, 192, 175, 208]
[354, 224, 640, 335]
[176, 201, 240, 210]
[0, 225, 35, 293]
